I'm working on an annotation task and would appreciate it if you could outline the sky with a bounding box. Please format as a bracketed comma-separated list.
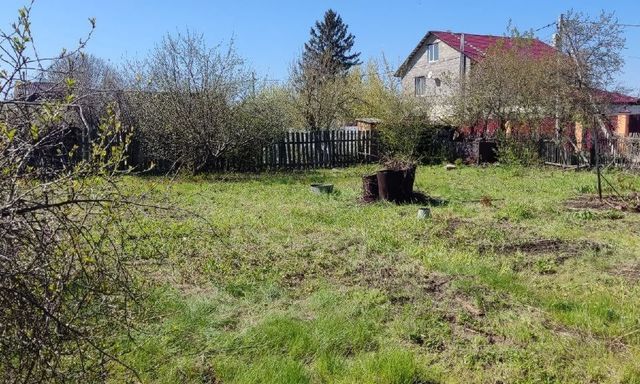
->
[3, 0, 640, 93]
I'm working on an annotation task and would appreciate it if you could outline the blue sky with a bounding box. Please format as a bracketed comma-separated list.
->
[3, 0, 640, 93]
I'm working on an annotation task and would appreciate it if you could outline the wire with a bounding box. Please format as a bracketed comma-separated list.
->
[533, 21, 557, 33]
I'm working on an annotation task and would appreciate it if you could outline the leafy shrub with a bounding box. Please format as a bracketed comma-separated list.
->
[496, 137, 540, 167]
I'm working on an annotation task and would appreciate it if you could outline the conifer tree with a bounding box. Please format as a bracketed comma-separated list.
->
[302, 9, 361, 75]
[293, 9, 361, 130]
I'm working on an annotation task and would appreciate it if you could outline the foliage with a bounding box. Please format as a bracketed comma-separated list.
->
[560, 10, 625, 93]
[495, 135, 541, 167]
[452, 11, 627, 143]
[1, 4, 142, 382]
[340, 58, 436, 161]
[125, 31, 288, 172]
[449, 32, 574, 139]
[46, 52, 123, 128]
[290, 60, 355, 131]
[559, 10, 627, 139]
[293, 9, 361, 130]
[345, 59, 407, 121]
[302, 9, 361, 77]
[377, 110, 434, 161]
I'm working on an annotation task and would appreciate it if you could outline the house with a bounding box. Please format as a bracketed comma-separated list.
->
[13, 81, 67, 101]
[395, 31, 555, 100]
[395, 30, 640, 137]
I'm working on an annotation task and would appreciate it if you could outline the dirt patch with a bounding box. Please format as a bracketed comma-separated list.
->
[609, 262, 640, 283]
[344, 256, 452, 304]
[282, 271, 308, 288]
[480, 239, 604, 258]
[433, 217, 473, 239]
[566, 193, 640, 212]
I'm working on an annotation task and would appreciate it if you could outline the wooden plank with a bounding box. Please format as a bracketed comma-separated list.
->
[312, 130, 317, 169]
[309, 131, 313, 169]
[331, 130, 336, 167]
[289, 131, 295, 169]
[301, 131, 306, 169]
[323, 130, 328, 167]
[350, 130, 355, 164]
[297, 131, 303, 169]
[357, 130, 362, 162]
[319, 130, 324, 168]
[339, 130, 345, 166]
[335, 130, 340, 166]
[285, 132, 292, 168]
[326, 130, 331, 167]
[307, 131, 312, 169]
[345, 130, 350, 164]
[300, 131, 305, 169]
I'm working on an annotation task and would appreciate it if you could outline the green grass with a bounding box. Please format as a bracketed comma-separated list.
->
[111, 165, 640, 383]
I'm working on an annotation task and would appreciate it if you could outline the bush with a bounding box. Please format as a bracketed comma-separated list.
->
[496, 136, 541, 167]
[125, 32, 289, 173]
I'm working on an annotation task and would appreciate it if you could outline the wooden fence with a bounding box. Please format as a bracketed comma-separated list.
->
[539, 140, 587, 167]
[540, 136, 640, 169]
[597, 136, 640, 169]
[207, 129, 378, 171]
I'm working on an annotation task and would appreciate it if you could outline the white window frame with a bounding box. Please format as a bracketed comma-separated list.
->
[427, 43, 439, 62]
[414, 76, 426, 96]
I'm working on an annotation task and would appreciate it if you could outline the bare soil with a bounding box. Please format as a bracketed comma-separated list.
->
[481, 238, 603, 256]
[609, 262, 640, 283]
[566, 193, 640, 212]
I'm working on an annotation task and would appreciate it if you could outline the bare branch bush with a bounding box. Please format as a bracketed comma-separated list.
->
[1, 4, 143, 382]
[451, 12, 627, 145]
[46, 52, 123, 128]
[560, 10, 626, 138]
[124, 31, 288, 173]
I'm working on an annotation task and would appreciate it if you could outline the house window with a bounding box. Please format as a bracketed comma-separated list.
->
[414, 76, 426, 96]
[427, 43, 439, 62]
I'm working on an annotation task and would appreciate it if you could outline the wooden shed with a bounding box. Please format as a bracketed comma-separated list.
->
[355, 118, 382, 131]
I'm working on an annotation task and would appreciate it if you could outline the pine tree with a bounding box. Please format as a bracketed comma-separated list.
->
[302, 9, 361, 75]
[293, 9, 361, 130]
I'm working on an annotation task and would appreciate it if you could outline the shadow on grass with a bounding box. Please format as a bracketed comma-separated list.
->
[408, 191, 449, 207]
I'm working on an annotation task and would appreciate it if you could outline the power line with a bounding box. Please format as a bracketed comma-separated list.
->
[533, 21, 557, 33]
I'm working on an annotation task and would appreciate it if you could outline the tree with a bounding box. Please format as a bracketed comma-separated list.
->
[450, 35, 574, 139]
[293, 9, 361, 130]
[558, 10, 626, 139]
[1, 4, 142, 382]
[302, 9, 361, 76]
[125, 31, 287, 172]
[46, 53, 123, 124]
[344, 58, 434, 160]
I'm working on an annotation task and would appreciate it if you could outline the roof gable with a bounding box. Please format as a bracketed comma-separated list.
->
[394, 31, 556, 78]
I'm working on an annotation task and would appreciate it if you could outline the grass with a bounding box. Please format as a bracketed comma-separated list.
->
[111, 165, 640, 383]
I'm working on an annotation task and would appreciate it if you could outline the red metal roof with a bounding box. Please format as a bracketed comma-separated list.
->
[394, 31, 556, 78]
[394, 31, 638, 106]
[431, 31, 557, 62]
[592, 89, 639, 105]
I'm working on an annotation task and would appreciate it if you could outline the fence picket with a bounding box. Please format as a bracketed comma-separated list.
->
[171, 129, 378, 172]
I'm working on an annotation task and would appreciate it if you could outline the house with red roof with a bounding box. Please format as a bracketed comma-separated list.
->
[394, 31, 640, 137]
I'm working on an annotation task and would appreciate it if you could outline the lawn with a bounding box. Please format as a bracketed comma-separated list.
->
[112, 165, 640, 383]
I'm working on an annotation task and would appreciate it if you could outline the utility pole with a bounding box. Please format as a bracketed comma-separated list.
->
[594, 116, 603, 200]
[553, 14, 564, 141]
[459, 33, 466, 95]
